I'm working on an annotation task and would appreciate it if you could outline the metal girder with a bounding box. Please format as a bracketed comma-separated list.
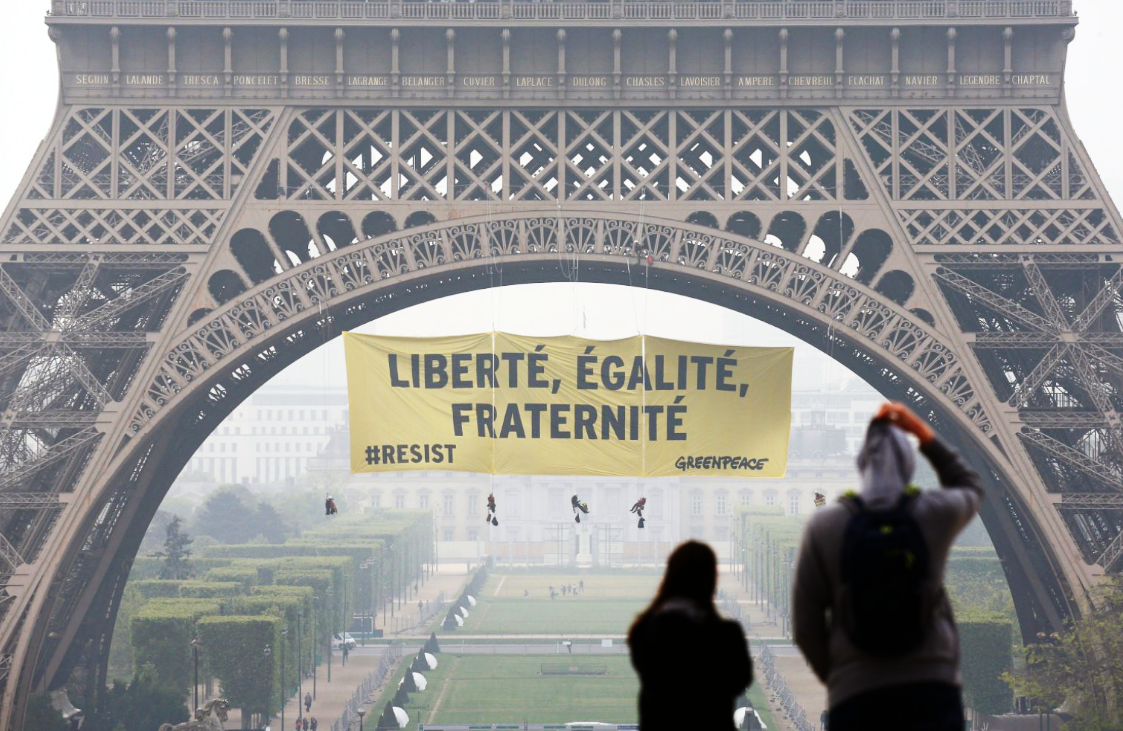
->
[1059, 494, 1123, 509]
[0, 343, 47, 380]
[1099, 531, 1123, 572]
[1086, 344, 1123, 381]
[0, 495, 63, 510]
[1018, 430, 1123, 490]
[1024, 260, 1068, 329]
[0, 268, 49, 331]
[974, 333, 1123, 348]
[0, 428, 101, 492]
[1021, 412, 1110, 428]
[1070, 349, 1119, 424]
[4, 412, 98, 429]
[0, 534, 25, 574]
[52, 260, 100, 325]
[1072, 266, 1123, 333]
[68, 268, 187, 331]
[934, 268, 1055, 333]
[1008, 343, 1068, 408]
[0, 333, 149, 348]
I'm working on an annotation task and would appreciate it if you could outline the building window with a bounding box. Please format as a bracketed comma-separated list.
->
[764, 491, 776, 507]
[443, 493, 454, 516]
[716, 492, 728, 516]
[371, 492, 381, 508]
[394, 492, 405, 509]
[468, 494, 479, 515]
[468, 528, 479, 542]
[419, 492, 430, 509]
[443, 528, 454, 542]
[788, 492, 800, 515]
[715, 526, 730, 541]
[740, 490, 752, 506]
[691, 492, 703, 516]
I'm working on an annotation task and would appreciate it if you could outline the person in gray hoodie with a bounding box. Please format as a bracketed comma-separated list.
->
[792, 402, 984, 731]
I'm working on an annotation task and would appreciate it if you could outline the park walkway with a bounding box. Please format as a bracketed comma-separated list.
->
[222, 565, 472, 730]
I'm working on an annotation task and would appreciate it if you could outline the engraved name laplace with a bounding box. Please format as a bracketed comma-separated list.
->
[516, 76, 555, 88]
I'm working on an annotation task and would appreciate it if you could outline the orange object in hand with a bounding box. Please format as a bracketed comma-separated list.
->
[874, 402, 935, 446]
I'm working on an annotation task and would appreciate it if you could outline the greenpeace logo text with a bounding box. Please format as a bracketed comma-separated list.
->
[675, 456, 769, 472]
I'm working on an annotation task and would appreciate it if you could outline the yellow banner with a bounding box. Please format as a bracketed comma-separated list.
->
[344, 332, 792, 477]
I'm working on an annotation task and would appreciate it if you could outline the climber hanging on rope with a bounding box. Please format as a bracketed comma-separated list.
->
[486, 492, 498, 526]
[571, 494, 590, 523]
[813, 492, 827, 509]
[631, 497, 647, 529]
[325, 496, 338, 516]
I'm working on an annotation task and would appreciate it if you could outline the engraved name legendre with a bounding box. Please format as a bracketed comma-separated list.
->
[67, 70, 1055, 94]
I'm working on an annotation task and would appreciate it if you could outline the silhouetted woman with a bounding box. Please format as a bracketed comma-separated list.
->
[628, 541, 752, 731]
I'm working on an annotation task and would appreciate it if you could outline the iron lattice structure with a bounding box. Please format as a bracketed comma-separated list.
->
[0, 0, 1119, 725]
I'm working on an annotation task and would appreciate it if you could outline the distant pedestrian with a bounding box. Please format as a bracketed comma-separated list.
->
[304, 693, 312, 713]
[310, 719, 318, 731]
[342, 643, 349, 664]
[302, 718, 309, 731]
[792, 402, 983, 731]
[629, 541, 751, 731]
[579, 580, 584, 591]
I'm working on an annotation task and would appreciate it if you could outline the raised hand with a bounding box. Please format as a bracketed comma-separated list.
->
[874, 401, 935, 446]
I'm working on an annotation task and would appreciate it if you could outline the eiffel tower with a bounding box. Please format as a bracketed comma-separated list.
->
[0, 0, 1118, 726]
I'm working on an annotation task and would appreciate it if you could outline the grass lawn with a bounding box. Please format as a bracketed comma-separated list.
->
[421, 655, 640, 725]
[407, 654, 776, 727]
[454, 573, 658, 635]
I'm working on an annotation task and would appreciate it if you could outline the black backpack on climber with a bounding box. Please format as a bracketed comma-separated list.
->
[839, 492, 933, 657]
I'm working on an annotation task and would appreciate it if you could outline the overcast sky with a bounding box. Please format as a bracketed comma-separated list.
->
[0, 4, 1118, 394]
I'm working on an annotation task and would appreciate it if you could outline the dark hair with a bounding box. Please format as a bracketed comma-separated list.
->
[629, 541, 719, 643]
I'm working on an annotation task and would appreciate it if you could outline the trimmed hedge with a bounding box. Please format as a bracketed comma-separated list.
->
[132, 580, 182, 599]
[198, 615, 282, 720]
[131, 599, 222, 695]
[128, 556, 231, 581]
[204, 565, 259, 592]
[179, 581, 243, 599]
[959, 612, 1014, 716]
[273, 569, 337, 646]
[231, 592, 310, 685]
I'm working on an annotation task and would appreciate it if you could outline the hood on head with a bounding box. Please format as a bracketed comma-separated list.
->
[856, 420, 916, 509]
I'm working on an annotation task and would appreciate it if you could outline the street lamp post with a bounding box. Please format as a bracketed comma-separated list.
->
[191, 637, 201, 714]
[296, 609, 303, 714]
[311, 596, 318, 700]
[263, 644, 272, 731]
[326, 588, 333, 683]
[281, 624, 288, 730]
[357, 707, 367, 731]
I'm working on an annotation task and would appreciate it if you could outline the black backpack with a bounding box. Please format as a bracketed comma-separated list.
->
[839, 493, 932, 657]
